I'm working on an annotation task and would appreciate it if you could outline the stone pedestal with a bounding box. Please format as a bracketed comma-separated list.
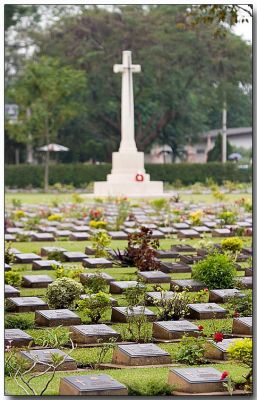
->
[112, 343, 171, 366]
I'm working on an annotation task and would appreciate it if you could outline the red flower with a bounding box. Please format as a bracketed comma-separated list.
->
[220, 371, 229, 380]
[233, 311, 240, 318]
[213, 332, 224, 343]
[198, 325, 204, 331]
[204, 288, 209, 292]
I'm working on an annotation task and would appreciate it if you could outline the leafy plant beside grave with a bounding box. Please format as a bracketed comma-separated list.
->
[90, 230, 111, 258]
[124, 282, 147, 307]
[82, 273, 108, 294]
[125, 309, 152, 343]
[77, 292, 111, 323]
[5, 242, 15, 264]
[5, 314, 35, 330]
[218, 209, 237, 225]
[5, 271, 22, 287]
[46, 277, 83, 309]
[52, 264, 84, 279]
[227, 338, 253, 388]
[176, 334, 207, 365]
[192, 252, 237, 289]
[153, 288, 191, 321]
[226, 291, 252, 317]
[113, 227, 161, 271]
[34, 326, 70, 348]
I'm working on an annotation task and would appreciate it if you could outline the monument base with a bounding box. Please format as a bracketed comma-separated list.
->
[94, 181, 163, 197]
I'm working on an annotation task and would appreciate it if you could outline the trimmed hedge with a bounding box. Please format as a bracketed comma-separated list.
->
[5, 162, 251, 188]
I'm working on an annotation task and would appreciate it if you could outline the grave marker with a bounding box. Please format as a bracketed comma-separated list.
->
[188, 303, 227, 320]
[82, 258, 113, 269]
[170, 279, 205, 292]
[7, 297, 48, 312]
[70, 324, 121, 344]
[112, 343, 171, 366]
[5, 329, 33, 347]
[205, 338, 239, 360]
[35, 309, 81, 327]
[138, 270, 170, 283]
[59, 374, 128, 396]
[5, 284, 20, 298]
[20, 349, 76, 372]
[153, 320, 200, 340]
[111, 306, 156, 322]
[232, 317, 252, 335]
[15, 253, 42, 264]
[21, 274, 53, 288]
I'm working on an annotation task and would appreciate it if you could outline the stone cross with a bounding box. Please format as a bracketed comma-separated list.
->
[113, 51, 141, 153]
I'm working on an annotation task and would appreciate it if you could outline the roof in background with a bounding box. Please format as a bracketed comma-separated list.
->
[203, 127, 252, 139]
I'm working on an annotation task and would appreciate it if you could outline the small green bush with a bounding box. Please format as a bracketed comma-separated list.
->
[227, 338, 252, 367]
[77, 292, 110, 323]
[5, 315, 35, 330]
[128, 381, 172, 396]
[82, 273, 108, 294]
[34, 326, 70, 348]
[5, 271, 21, 287]
[176, 335, 206, 365]
[46, 277, 83, 309]
[192, 252, 237, 289]
[219, 210, 237, 225]
[221, 237, 243, 253]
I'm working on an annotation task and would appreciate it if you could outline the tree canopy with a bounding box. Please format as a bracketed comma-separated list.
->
[5, 5, 252, 164]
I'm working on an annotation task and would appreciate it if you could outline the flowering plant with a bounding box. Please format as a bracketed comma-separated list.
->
[213, 331, 224, 343]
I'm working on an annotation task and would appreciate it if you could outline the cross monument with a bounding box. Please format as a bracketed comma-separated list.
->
[94, 50, 163, 197]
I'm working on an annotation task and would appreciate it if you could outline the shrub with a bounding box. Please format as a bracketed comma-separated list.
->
[89, 220, 107, 229]
[77, 292, 110, 323]
[118, 227, 161, 271]
[150, 198, 169, 212]
[154, 288, 191, 320]
[128, 381, 172, 396]
[47, 250, 66, 262]
[221, 237, 243, 253]
[34, 326, 70, 348]
[5, 315, 35, 330]
[124, 283, 147, 307]
[5, 242, 15, 264]
[176, 335, 206, 365]
[192, 252, 237, 289]
[47, 214, 63, 221]
[90, 230, 111, 258]
[5, 271, 21, 287]
[189, 210, 203, 226]
[218, 210, 237, 225]
[89, 208, 103, 221]
[82, 273, 108, 294]
[226, 292, 252, 317]
[46, 277, 83, 309]
[227, 338, 252, 367]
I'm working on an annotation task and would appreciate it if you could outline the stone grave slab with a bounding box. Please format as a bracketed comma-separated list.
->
[137, 270, 170, 283]
[72, 225, 91, 232]
[188, 303, 227, 320]
[40, 246, 67, 257]
[59, 374, 128, 396]
[236, 253, 250, 262]
[9, 247, 21, 254]
[180, 254, 204, 265]
[82, 257, 113, 269]
[6, 227, 23, 234]
[15, 253, 42, 264]
[112, 343, 171, 366]
[149, 230, 165, 239]
[237, 221, 252, 228]
[171, 244, 196, 253]
[69, 232, 91, 241]
[193, 226, 211, 233]
[245, 267, 253, 277]
[63, 251, 88, 262]
[155, 250, 179, 259]
[111, 306, 156, 323]
[153, 320, 200, 340]
[170, 279, 205, 292]
[80, 272, 114, 285]
[85, 246, 96, 255]
[203, 221, 217, 228]
[212, 228, 232, 237]
[70, 324, 121, 344]
[232, 317, 252, 335]
[31, 233, 55, 242]
[108, 231, 128, 240]
[237, 276, 252, 289]
[5, 284, 20, 298]
[241, 247, 252, 256]
[20, 348, 76, 372]
[123, 228, 140, 234]
[197, 248, 209, 257]
[54, 230, 71, 238]
[21, 274, 53, 288]
[7, 297, 48, 312]
[5, 234, 16, 242]
[158, 227, 177, 235]
[146, 291, 174, 305]
[38, 226, 57, 233]
[160, 261, 191, 273]
[168, 367, 228, 394]
[177, 229, 200, 239]
[205, 338, 238, 360]
[5, 263, 11, 271]
[209, 289, 244, 303]
[32, 259, 61, 270]
[35, 309, 81, 327]
[110, 281, 143, 294]
[5, 329, 33, 347]
[172, 223, 190, 230]
[80, 294, 118, 306]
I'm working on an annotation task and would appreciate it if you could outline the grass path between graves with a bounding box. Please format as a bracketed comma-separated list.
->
[5, 191, 251, 205]
[5, 363, 249, 396]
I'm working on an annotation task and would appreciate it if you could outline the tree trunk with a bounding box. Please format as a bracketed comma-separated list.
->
[222, 98, 227, 163]
[15, 148, 20, 164]
[44, 116, 50, 192]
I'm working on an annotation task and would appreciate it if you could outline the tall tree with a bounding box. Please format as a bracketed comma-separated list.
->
[7, 56, 87, 190]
